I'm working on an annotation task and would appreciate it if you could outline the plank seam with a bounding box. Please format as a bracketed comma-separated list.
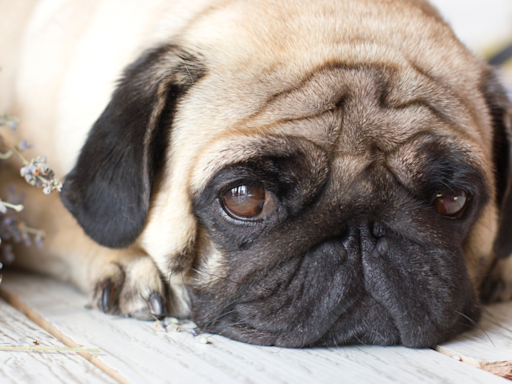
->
[0, 285, 132, 384]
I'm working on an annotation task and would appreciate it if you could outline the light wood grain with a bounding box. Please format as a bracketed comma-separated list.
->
[0, 271, 508, 384]
[437, 301, 512, 379]
[0, 296, 118, 384]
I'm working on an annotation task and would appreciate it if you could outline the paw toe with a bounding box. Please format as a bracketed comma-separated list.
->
[149, 291, 165, 317]
[98, 280, 113, 314]
[90, 257, 166, 319]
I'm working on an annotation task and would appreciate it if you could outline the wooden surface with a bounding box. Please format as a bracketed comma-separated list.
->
[0, 271, 510, 384]
[0, 296, 117, 384]
[438, 302, 512, 379]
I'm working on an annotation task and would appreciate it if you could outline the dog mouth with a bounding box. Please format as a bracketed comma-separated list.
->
[196, 288, 480, 349]
[191, 234, 481, 348]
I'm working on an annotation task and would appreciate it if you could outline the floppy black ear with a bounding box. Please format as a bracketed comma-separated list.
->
[484, 69, 512, 259]
[61, 45, 204, 248]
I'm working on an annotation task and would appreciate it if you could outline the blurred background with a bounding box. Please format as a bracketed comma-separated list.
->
[429, 0, 512, 97]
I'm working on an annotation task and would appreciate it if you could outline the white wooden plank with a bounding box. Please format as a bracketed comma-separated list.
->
[437, 301, 512, 379]
[0, 271, 508, 384]
[0, 296, 118, 384]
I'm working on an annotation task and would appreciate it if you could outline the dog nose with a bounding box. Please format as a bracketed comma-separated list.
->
[372, 221, 387, 238]
[341, 221, 387, 253]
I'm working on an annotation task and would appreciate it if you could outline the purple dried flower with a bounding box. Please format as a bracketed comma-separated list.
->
[35, 235, 44, 248]
[12, 228, 21, 242]
[22, 233, 31, 247]
[20, 165, 36, 177]
[19, 157, 62, 193]
[17, 140, 31, 151]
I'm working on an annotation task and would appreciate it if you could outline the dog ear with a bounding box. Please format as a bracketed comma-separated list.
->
[484, 69, 512, 259]
[61, 45, 204, 248]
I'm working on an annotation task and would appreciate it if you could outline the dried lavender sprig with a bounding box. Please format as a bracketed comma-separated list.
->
[0, 133, 28, 166]
[0, 150, 13, 160]
[0, 114, 19, 131]
[0, 215, 45, 248]
[0, 200, 24, 213]
[0, 113, 55, 280]
[20, 156, 62, 194]
[0, 121, 63, 194]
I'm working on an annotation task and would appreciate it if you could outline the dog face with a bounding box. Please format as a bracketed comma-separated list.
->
[61, 0, 512, 348]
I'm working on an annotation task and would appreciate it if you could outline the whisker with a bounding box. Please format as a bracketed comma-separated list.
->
[369, 329, 387, 344]
[479, 304, 501, 325]
[203, 297, 242, 330]
[353, 334, 369, 347]
[479, 305, 512, 333]
[453, 309, 495, 347]
[204, 309, 238, 330]
[217, 321, 246, 336]
[215, 309, 237, 320]
[465, 296, 511, 331]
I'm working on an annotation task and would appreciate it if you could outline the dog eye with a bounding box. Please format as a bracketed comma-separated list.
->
[222, 185, 273, 220]
[433, 189, 468, 217]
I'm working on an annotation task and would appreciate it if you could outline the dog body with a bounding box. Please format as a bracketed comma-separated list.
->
[1, 0, 512, 348]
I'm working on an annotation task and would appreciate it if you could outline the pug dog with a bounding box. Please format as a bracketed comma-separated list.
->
[1, 0, 512, 349]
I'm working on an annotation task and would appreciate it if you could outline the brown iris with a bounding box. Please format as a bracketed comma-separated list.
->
[434, 189, 467, 217]
[223, 185, 267, 219]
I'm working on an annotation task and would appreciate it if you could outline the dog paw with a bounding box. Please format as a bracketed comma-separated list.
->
[90, 256, 166, 320]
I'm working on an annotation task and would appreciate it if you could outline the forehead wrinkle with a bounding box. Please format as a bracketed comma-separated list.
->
[386, 132, 490, 193]
[264, 109, 343, 152]
[387, 63, 481, 138]
[233, 65, 349, 130]
[238, 62, 456, 150]
[330, 130, 489, 196]
[189, 133, 327, 194]
[405, 59, 485, 141]
[234, 62, 400, 130]
[262, 67, 347, 116]
[338, 104, 471, 155]
[332, 66, 485, 155]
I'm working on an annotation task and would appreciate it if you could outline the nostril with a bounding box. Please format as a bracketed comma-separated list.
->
[372, 222, 387, 238]
[376, 238, 389, 254]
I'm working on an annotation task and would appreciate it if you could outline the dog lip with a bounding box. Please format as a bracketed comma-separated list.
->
[202, 288, 365, 348]
[196, 288, 480, 348]
[205, 293, 393, 348]
[199, 277, 481, 349]
[192, 287, 349, 347]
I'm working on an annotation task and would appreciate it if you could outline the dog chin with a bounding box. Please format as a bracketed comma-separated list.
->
[205, 294, 480, 348]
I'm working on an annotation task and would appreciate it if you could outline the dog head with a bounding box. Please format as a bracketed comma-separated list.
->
[61, 0, 512, 347]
